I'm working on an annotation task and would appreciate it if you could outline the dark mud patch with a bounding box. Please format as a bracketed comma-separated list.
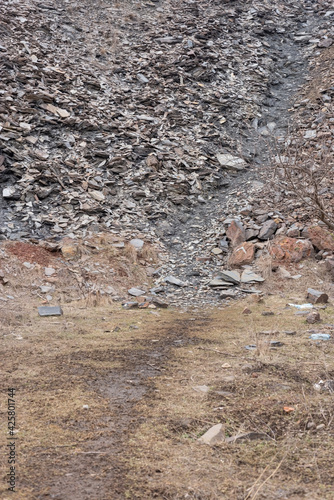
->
[44, 315, 214, 499]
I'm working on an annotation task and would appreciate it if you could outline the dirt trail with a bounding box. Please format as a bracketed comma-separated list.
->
[46, 316, 212, 499]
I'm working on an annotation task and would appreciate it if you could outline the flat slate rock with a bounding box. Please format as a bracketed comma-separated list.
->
[128, 287, 146, 297]
[165, 275, 187, 287]
[38, 306, 63, 317]
[240, 270, 265, 283]
[209, 278, 234, 287]
[219, 270, 241, 284]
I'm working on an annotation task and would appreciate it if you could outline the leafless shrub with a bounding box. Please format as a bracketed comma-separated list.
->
[270, 125, 334, 230]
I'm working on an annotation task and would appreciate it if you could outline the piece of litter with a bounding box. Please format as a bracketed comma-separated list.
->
[309, 333, 331, 340]
[38, 306, 63, 317]
[288, 303, 313, 310]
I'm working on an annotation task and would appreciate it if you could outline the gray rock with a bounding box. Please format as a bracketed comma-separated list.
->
[318, 38, 333, 48]
[220, 290, 237, 299]
[219, 238, 229, 252]
[137, 73, 149, 84]
[38, 306, 63, 317]
[128, 287, 146, 297]
[198, 423, 225, 446]
[287, 224, 301, 238]
[304, 129, 317, 139]
[219, 270, 240, 284]
[156, 36, 182, 44]
[240, 205, 253, 216]
[165, 275, 187, 287]
[209, 278, 234, 288]
[257, 214, 269, 224]
[216, 153, 247, 171]
[240, 270, 264, 283]
[211, 247, 223, 255]
[258, 220, 278, 240]
[151, 297, 169, 308]
[130, 238, 144, 250]
[44, 267, 56, 276]
[122, 301, 139, 309]
[245, 228, 259, 241]
[193, 385, 210, 394]
[3, 186, 17, 199]
[150, 286, 165, 294]
[40, 285, 55, 294]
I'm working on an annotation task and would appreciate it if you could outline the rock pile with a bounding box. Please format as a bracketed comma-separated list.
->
[0, 0, 332, 242]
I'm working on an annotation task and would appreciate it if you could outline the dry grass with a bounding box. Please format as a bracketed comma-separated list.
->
[0, 245, 333, 499]
[124, 297, 334, 499]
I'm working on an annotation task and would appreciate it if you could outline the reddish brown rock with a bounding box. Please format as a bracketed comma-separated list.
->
[226, 220, 246, 247]
[307, 226, 334, 252]
[229, 241, 255, 267]
[306, 311, 321, 324]
[61, 238, 79, 259]
[269, 237, 313, 263]
[242, 307, 252, 315]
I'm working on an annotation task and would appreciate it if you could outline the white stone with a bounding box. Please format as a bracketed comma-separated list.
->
[89, 190, 105, 202]
[216, 153, 246, 170]
[198, 424, 225, 445]
[3, 186, 16, 198]
[45, 267, 56, 276]
[130, 238, 144, 250]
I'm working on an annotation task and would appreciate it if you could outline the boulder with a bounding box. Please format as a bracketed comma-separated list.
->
[269, 237, 313, 263]
[307, 226, 334, 251]
[226, 220, 245, 247]
[258, 220, 278, 240]
[229, 241, 255, 267]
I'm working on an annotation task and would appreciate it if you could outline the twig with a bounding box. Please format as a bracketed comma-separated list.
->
[196, 346, 239, 357]
[245, 453, 287, 500]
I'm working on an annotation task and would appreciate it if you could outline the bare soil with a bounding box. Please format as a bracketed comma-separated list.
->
[1, 273, 333, 499]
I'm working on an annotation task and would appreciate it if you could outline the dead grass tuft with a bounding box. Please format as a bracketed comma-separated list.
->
[122, 243, 138, 263]
[138, 245, 159, 264]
